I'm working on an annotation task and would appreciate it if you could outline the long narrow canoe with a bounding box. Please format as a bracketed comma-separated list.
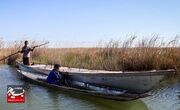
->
[17, 69, 149, 101]
[16, 61, 176, 93]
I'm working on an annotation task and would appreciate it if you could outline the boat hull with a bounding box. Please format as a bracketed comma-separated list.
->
[17, 69, 149, 101]
[17, 62, 175, 93]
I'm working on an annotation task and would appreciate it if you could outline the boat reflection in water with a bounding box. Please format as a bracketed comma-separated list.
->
[28, 85, 149, 110]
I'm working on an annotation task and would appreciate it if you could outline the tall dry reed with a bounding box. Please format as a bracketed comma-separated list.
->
[31, 36, 180, 71]
[0, 36, 179, 71]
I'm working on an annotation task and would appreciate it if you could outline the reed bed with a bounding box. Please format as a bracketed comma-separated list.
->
[0, 36, 180, 71]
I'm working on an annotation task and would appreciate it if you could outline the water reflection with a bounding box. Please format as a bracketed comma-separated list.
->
[142, 83, 180, 110]
[43, 87, 148, 110]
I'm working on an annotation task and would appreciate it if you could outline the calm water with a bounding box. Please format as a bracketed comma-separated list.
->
[0, 65, 179, 110]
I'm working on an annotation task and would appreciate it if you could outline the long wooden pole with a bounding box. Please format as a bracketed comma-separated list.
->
[0, 51, 20, 61]
[32, 42, 49, 48]
[0, 42, 49, 62]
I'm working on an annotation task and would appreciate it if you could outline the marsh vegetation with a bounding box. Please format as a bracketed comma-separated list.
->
[0, 36, 179, 71]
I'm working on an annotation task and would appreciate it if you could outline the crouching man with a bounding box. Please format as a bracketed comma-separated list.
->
[46, 64, 63, 85]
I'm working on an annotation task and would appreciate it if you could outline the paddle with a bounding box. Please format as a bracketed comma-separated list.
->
[0, 42, 49, 62]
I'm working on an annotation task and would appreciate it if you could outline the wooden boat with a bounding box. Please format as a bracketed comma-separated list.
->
[16, 61, 176, 93]
[17, 69, 149, 101]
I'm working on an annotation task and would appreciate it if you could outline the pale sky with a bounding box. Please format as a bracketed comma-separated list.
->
[0, 0, 180, 47]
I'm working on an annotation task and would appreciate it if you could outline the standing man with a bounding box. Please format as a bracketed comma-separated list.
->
[21, 41, 35, 65]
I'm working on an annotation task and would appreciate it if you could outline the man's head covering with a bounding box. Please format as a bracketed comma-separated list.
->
[54, 64, 61, 69]
[24, 40, 28, 45]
